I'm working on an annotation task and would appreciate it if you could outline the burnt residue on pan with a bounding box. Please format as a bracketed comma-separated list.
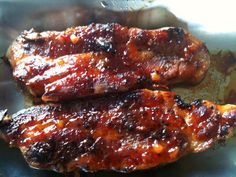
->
[225, 90, 236, 104]
[173, 51, 236, 104]
[213, 51, 236, 75]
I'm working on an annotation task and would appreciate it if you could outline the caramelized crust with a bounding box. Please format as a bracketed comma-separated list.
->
[0, 89, 235, 173]
[7, 23, 210, 102]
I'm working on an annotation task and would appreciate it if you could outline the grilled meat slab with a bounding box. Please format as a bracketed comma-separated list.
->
[7, 23, 210, 102]
[0, 89, 235, 174]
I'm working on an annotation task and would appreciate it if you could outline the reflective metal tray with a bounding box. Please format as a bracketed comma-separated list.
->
[0, 1, 236, 177]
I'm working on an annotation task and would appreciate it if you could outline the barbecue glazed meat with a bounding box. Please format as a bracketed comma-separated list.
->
[0, 89, 235, 174]
[6, 23, 210, 102]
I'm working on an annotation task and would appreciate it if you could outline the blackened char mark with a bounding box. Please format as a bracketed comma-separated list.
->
[96, 38, 116, 54]
[58, 137, 95, 163]
[167, 27, 185, 43]
[219, 125, 230, 137]
[174, 95, 192, 109]
[191, 99, 203, 107]
[26, 141, 55, 164]
[23, 43, 31, 51]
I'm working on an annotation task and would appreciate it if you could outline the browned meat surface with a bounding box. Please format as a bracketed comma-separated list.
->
[6, 23, 210, 102]
[0, 89, 235, 174]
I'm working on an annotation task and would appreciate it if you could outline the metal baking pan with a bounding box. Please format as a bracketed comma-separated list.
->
[0, 1, 236, 177]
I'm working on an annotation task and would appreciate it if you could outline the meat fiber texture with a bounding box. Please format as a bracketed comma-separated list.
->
[7, 23, 210, 102]
[0, 89, 235, 173]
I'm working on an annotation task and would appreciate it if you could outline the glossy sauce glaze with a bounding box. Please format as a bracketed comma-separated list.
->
[0, 89, 235, 173]
[7, 23, 210, 102]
